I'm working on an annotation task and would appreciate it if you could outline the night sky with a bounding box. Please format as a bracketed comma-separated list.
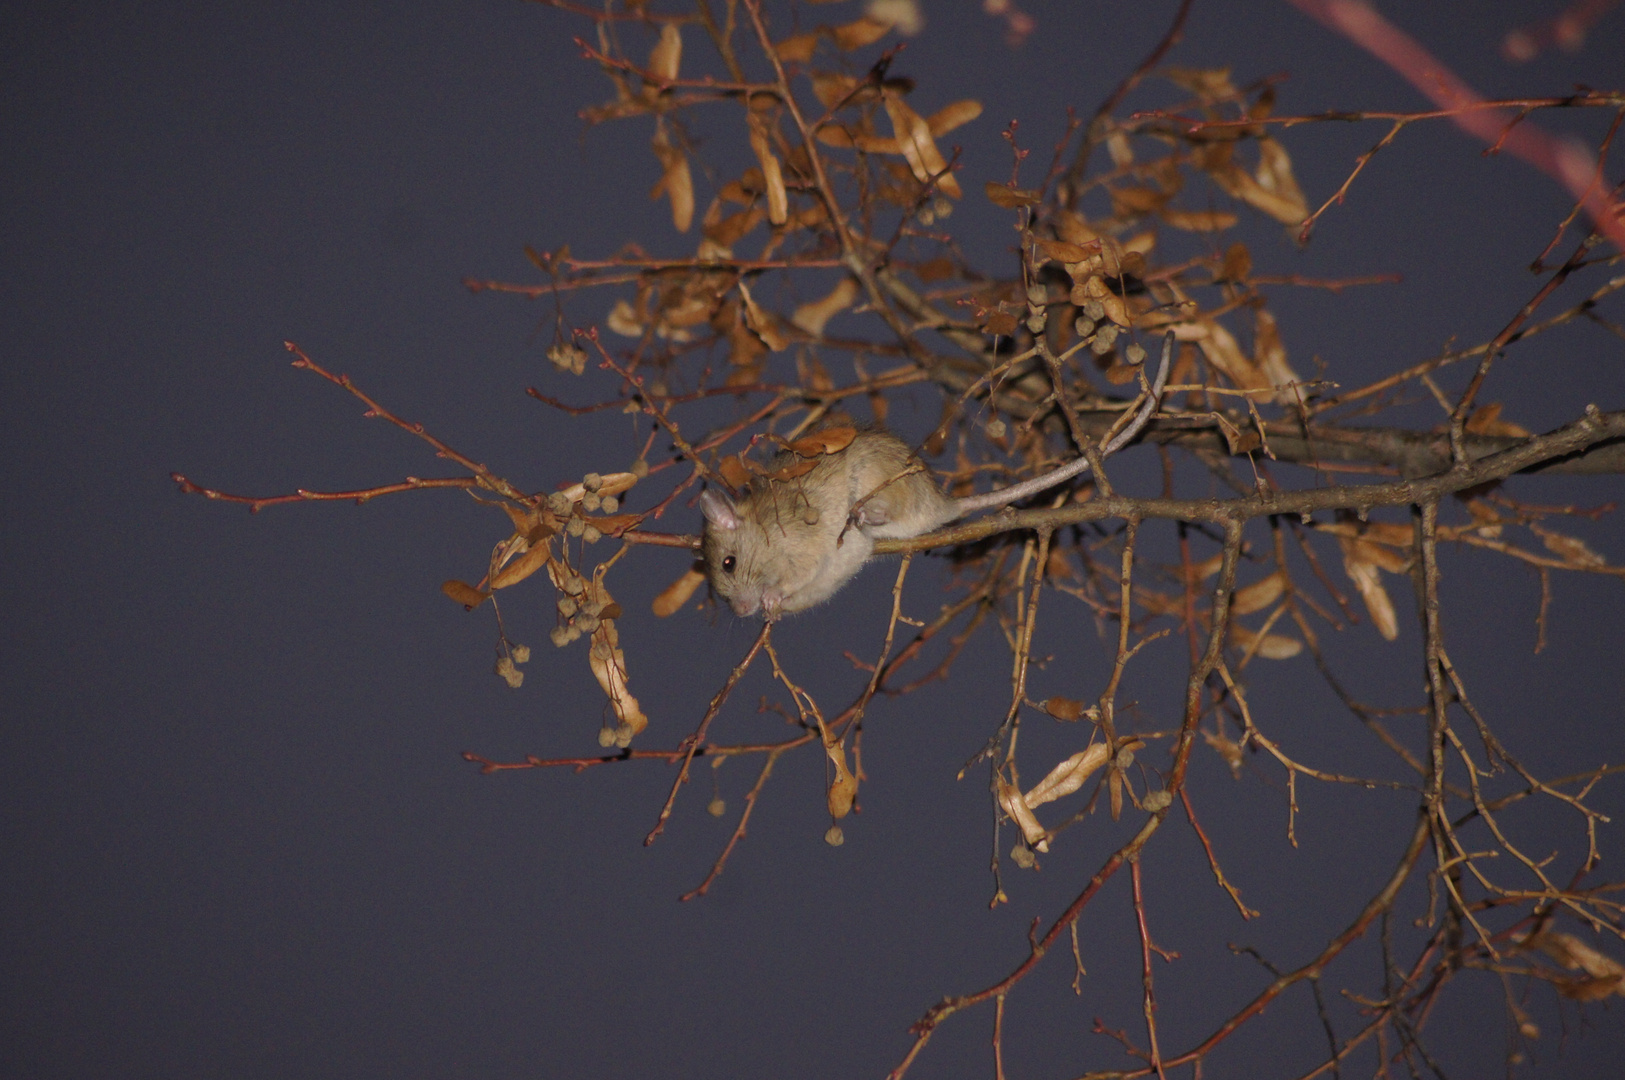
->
[5, 2, 1623, 1078]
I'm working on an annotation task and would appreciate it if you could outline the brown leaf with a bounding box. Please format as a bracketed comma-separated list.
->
[1218, 242, 1252, 282]
[1232, 570, 1287, 615]
[649, 125, 694, 233]
[773, 31, 819, 63]
[914, 256, 955, 282]
[652, 566, 706, 617]
[884, 94, 960, 197]
[1161, 208, 1238, 232]
[1204, 728, 1245, 777]
[492, 542, 550, 590]
[997, 780, 1049, 851]
[1111, 186, 1169, 215]
[983, 310, 1019, 336]
[738, 281, 790, 351]
[705, 206, 765, 247]
[717, 455, 752, 490]
[1538, 528, 1607, 568]
[747, 114, 788, 226]
[831, 15, 891, 51]
[1254, 308, 1297, 391]
[647, 23, 682, 83]
[1023, 744, 1111, 808]
[789, 426, 858, 456]
[1339, 536, 1400, 641]
[1043, 697, 1086, 721]
[810, 71, 861, 110]
[1034, 237, 1092, 263]
[588, 614, 647, 739]
[582, 513, 642, 537]
[1465, 402, 1532, 438]
[926, 99, 982, 136]
[1230, 622, 1303, 659]
[441, 579, 490, 610]
[791, 277, 859, 336]
[985, 181, 1041, 209]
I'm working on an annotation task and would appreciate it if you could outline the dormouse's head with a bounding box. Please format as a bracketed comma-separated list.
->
[700, 486, 848, 620]
[699, 488, 780, 618]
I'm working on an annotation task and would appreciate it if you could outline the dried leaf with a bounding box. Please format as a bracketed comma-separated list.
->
[1162, 208, 1238, 232]
[1035, 237, 1091, 263]
[1466, 402, 1532, 438]
[884, 94, 960, 197]
[738, 281, 790, 351]
[1043, 697, 1085, 721]
[647, 23, 682, 83]
[1023, 744, 1110, 808]
[791, 277, 859, 336]
[831, 15, 891, 51]
[654, 566, 706, 617]
[1232, 570, 1287, 615]
[441, 579, 490, 609]
[1253, 308, 1297, 391]
[997, 780, 1049, 851]
[1539, 529, 1607, 568]
[1253, 137, 1308, 224]
[1204, 727, 1245, 777]
[747, 114, 789, 226]
[589, 630, 647, 738]
[985, 181, 1040, 209]
[983, 310, 1019, 336]
[705, 206, 765, 247]
[649, 125, 694, 233]
[826, 740, 858, 818]
[809, 71, 862, 110]
[1339, 536, 1400, 641]
[1111, 186, 1169, 215]
[1230, 622, 1303, 659]
[606, 298, 645, 338]
[926, 99, 982, 136]
[1218, 242, 1252, 282]
[773, 31, 819, 63]
[790, 426, 858, 456]
[717, 457, 751, 491]
[492, 541, 550, 590]
[1528, 931, 1625, 1000]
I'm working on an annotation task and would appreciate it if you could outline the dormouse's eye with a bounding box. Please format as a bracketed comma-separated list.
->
[722, 556, 737, 574]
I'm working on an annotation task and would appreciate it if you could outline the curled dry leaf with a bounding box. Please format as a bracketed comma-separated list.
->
[737, 281, 790, 351]
[926, 99, 982, 137]
[789, 426, 857, 456]
[1466, 402, 1532, 438]
[1023, 744, 1111, 808]
[986, 182, 1041, 209]
[997, 780, 1049, 851]
[1042, 696, 1086, 721]
[773, 31, 819, 64]
[1527, 931, 1625, 1000]
[441, 579, 490, 610]
[747, 114, 789, 226]
[717, 455, 752, 490]
[647, 23, 682, 84]
[1230, 621, 1303, 659]
[650, 124, 694, 233]
[1253, 308, 1295, 391]
[791, 277, 859, 336]
[491, 540, 551, 590]
[1232, 570, 1287, 615]
[831, 15, 892, 51]
[1339, 536, 1400, 641]
[1161, 208, 1239, 233]
[1537, 528, 1607, 568]
[585, 587, 647, 740]
[826, 739, 859, 818]
[884, 94, 961, 198]
[652, 566, 706, 617]
[1203, 727, 1245, 777]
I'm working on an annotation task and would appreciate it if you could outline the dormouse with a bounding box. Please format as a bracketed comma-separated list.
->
[700, 333, 1171, 619]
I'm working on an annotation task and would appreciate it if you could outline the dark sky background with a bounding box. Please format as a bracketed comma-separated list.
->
[4, 2, 1623, 1078]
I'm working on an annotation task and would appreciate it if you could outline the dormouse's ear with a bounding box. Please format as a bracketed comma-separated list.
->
[698, 488, 740, 531]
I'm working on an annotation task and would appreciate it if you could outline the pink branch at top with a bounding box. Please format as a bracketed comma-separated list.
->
[1287, 0, 1625, 251]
